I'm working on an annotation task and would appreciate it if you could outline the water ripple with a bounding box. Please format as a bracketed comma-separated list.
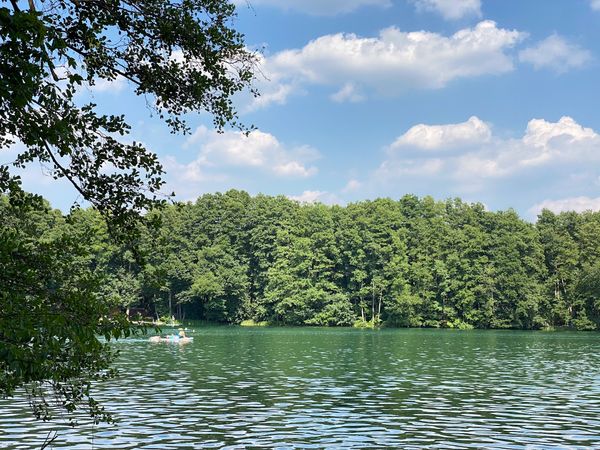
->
[1, 328, 600, 449]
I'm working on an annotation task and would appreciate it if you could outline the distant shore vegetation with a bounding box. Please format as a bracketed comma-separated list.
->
[5, 190, 600, 331]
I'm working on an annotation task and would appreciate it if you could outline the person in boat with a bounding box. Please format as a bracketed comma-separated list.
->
[149, 328, 190, 343]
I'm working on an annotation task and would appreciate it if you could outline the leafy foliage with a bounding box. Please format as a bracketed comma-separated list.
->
[1, 0, 255, 228]
[1, 0, 256, 424]
[0, 193, 132, 424]
[60, 190, 600, 332]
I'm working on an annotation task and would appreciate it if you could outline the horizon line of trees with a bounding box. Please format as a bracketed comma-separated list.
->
[9, 190, 600, 331]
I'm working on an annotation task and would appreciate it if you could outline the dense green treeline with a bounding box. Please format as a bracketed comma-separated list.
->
[0, 194, 132, 420]
[5, 190, 600, 330]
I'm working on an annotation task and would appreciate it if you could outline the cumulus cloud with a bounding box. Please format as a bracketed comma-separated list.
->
[342, 179, 363, 193]
[52, 66, 127, 97]
[411, 0, 481, 20]
[389, 116, 491, 151]
[591, 0, 600, 10]
[330, 83, 365, 103]
[178, 126, 319, 178]
[161, 154, 229, 202]
[522, 116, 596, 149]
[161, 128, 320, 201]
[530, 196, 600, 216]
[252, 21, 524, 109]
[249, 82, 296, 111]
[243, 52, 299, 111]
[271, 21, 522, 91]
[233, 0, 390, 15]
[288, 190, 341, 204]
[519, 35, 592, 73]
[162, 155, 215, 184]
[368, 116, 600, 216]
[87, 75, 127, 93]
[459, 116, 599, 177]
[378, 158, 444, 177]
[273, 160, 317, 177]
[379, 116, 600, 182]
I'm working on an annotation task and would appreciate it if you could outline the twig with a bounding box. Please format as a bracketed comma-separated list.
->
[40, 430, 58, 450]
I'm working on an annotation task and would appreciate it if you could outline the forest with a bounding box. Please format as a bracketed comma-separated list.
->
[3, 190, 600, 331]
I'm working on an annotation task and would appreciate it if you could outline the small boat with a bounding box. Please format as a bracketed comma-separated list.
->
[149, 335, 194, 344]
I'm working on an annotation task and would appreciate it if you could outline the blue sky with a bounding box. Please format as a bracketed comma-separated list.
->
[7, 0, 600, 219]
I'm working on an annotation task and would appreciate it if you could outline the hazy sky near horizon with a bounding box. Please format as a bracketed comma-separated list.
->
[5, 0, 600, 219]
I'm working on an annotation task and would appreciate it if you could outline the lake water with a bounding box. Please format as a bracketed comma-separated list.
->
[1, 327, 600, 449]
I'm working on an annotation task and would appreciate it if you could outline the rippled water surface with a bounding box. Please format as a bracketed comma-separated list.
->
[2, 328, 600, 449]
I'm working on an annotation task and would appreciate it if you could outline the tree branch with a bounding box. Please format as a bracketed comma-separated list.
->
[9, 0, 20, 12]
[43, 142, 90, 206]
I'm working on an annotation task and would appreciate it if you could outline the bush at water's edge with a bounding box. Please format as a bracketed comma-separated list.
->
[240, 319, 271, 327]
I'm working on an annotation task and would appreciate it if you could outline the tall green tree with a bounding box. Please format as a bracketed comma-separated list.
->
[1, 0, 256, 422]
[0, 193, 129, 424]
[537, 210, 581, 326]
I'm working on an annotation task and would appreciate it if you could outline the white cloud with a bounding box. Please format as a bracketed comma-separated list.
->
[591, 0, 600, 11]
[288, 190, 341, 204]
[379, 116, 600, 182]
[233, 0, 390, 15]
[389, 116, 491, 151]
[530, 196, 600, 216]
[162, 155, 215, 184]
[88, 75, 127, 93]
[522, 116, 596, 148]
[289, 190, 326, 203]
[272, 21, 522, 90]
[243, 52, 299, 111]
[161, 154, 229, 202]
[181, 126, 319, 178]
[249, 82, 296, 111]
[457, 116, 600, 178]
[330, 83, 365, 103]
[454, 153, 503, 177]
[162, 128, 320, 201]
[273, 161, 318, 177]
[183, 125, 210, 147]
[378, 158, 444, 177]
[411, 0, 481, 20]
[52, 67, 127, 97]
[342, 179, 363, 193]
[519, 35, 592, 73]
[253, 21, 523, 108]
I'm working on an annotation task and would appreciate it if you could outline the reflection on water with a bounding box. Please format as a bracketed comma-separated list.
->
[1, 328, 600, 449]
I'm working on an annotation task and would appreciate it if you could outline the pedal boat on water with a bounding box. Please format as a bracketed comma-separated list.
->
[149, 328, 193, 344]
[149, 335, 193, 344]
